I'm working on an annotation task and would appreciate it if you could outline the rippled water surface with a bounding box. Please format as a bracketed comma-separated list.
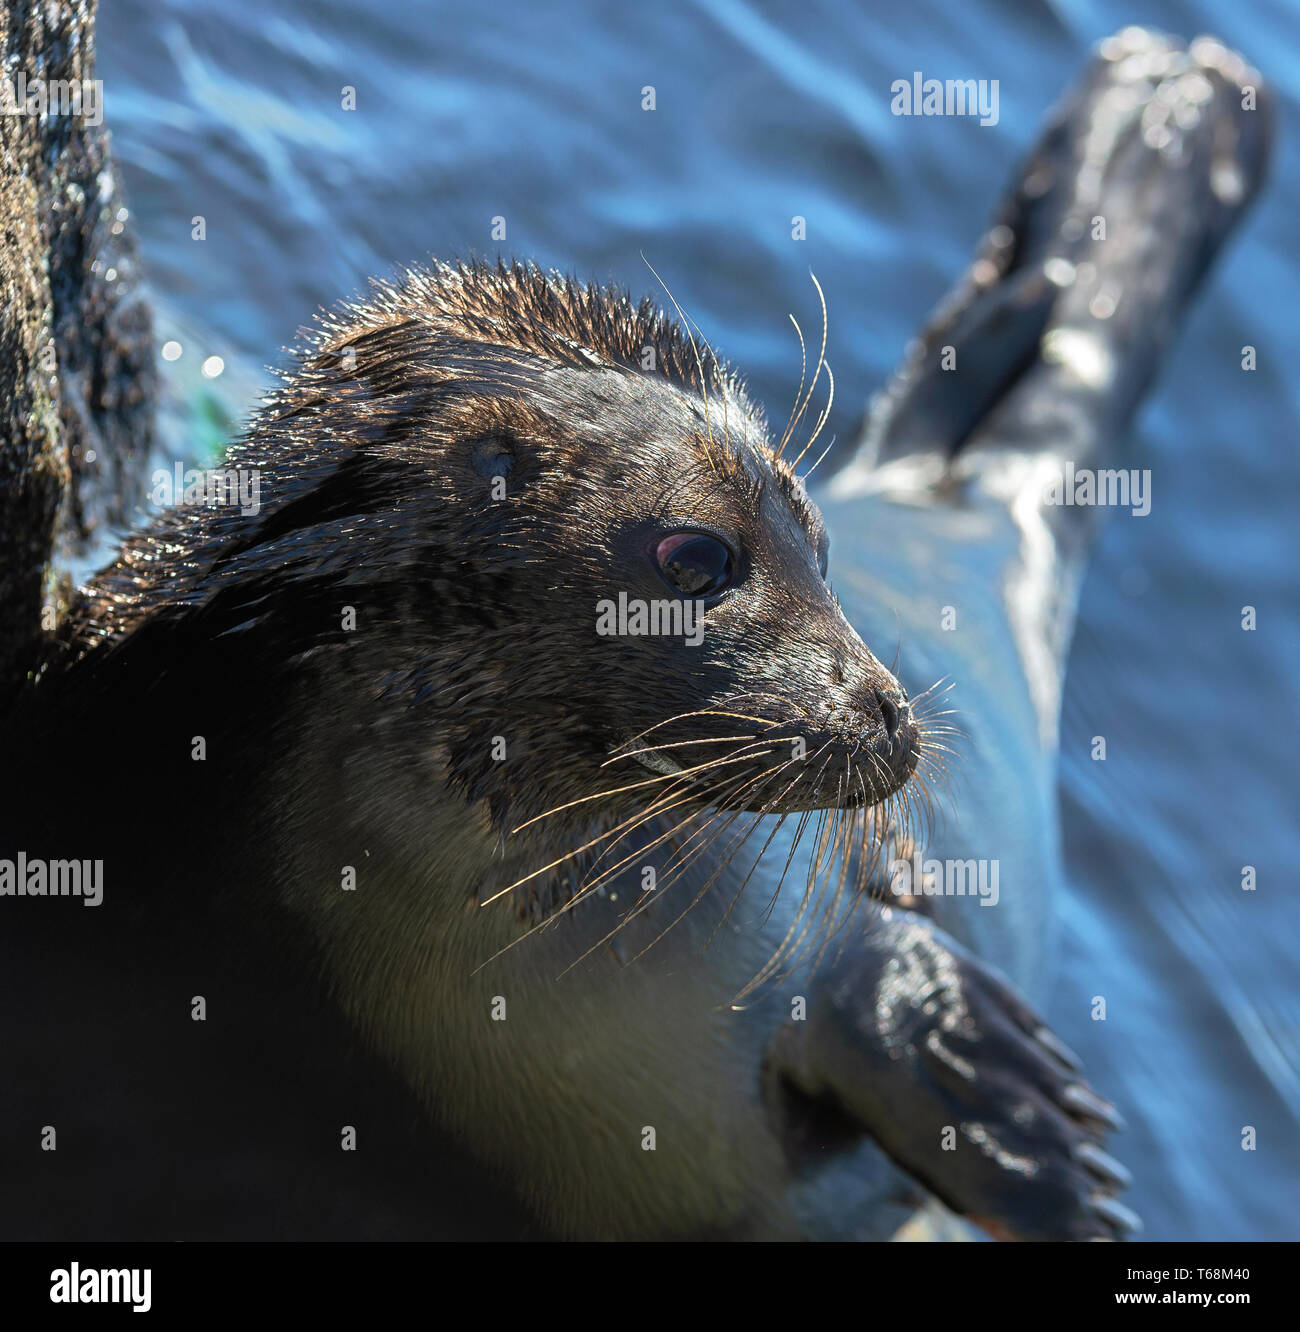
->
[97, 0, 1299, 1239]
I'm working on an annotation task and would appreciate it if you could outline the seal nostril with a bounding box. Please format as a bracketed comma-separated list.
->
[877, 690, 901, 739]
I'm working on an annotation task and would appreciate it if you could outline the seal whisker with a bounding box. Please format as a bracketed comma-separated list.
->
[734, 767, 875, 998]
[533, 729, 810, 917]
[789, 363, 835, 473]
[702, 812, 796, 947]
[777, 313, 809, 461]
[683, 309, 736, 466]
[588, 746, 828, 971]
[577, 741, 782, 888]
[610, 764, 828, 971]
[549, 806, 761, 979]
[599, 733, 762, 767]
[485, 800, 737, 960]
[642, 755, 811, 895]
[908, 676, 958, 709]
[570, 805, 734, 909]
[483, 751, 769, 907]
[611, 705, 780, 750]
[796, 426, 837, 487]
[778, 272, 829, 460]
[508, 750, 759, 836]
[575, 755, 779, 896]
[738, 813, 834, 994]
[641, 255, 721, 473]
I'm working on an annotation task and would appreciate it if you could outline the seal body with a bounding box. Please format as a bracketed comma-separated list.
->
[0, 26, 1269, 1243]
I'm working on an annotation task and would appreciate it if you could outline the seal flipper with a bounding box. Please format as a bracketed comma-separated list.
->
[765, 907, 1140, 1241]
[853, 28, 1271, 492]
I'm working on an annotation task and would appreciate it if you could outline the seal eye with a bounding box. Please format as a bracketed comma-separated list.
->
[654, 532, 735, 598]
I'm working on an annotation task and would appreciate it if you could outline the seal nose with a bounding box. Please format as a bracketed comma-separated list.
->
[876, 688, 904, 740]
[873, 686, 913, 742]
[869, 684, 918, 785]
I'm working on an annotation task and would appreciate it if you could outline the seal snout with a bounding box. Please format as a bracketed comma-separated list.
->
[815, 670, 921, 801]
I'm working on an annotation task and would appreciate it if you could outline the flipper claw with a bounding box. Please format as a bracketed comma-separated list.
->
[1035, 1026, 1085, 1074]
[1062, 1083, 1127, 1132]
[1075, 1140, 1133, 1189]
[1091, 1193, 1143, 1235]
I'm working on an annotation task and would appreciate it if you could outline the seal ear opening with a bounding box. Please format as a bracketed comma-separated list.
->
[470, 435, 517, 480]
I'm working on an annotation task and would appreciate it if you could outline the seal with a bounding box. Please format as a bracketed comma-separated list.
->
[0, 252, 1131, 1241]
[0, 25, 1269, 1241]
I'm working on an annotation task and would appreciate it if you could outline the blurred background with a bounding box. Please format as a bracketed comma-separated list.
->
[96, 0, 1299, 1239]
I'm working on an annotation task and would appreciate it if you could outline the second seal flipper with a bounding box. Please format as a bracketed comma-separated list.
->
[763, 906, 1141, 1241]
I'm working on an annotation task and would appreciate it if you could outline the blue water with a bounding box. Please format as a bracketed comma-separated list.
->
[98, 0, 1299, 1239]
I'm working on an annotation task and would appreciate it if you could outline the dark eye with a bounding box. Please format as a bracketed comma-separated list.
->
[654, 532, 735, 597]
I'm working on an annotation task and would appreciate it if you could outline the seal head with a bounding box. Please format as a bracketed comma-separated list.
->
[75, 261, 919, 851]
